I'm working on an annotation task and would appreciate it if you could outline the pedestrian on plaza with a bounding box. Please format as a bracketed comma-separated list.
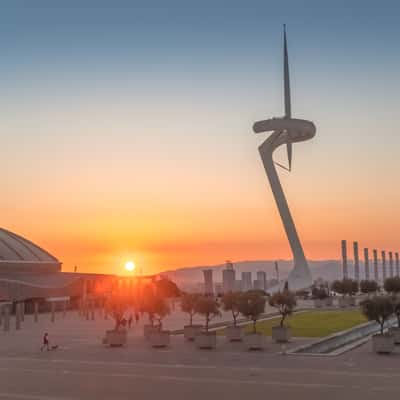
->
[41, 332, 50, 351]
[128, 315, 133, 328]
[135, 312, 140, 324]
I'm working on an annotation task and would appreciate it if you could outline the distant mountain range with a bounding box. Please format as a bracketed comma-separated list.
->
[163, 259, 356, 287]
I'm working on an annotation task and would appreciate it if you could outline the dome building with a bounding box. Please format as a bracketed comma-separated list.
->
[0, 227, 111, 301]
[0, 228, 61, 274]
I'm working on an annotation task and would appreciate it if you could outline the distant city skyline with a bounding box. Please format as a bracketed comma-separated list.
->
[3, 1, 400, 275]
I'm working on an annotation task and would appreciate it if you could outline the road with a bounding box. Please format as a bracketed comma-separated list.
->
[0, 310, 398, 399]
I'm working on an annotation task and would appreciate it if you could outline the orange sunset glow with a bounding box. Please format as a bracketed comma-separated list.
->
[3, 3, 400, 278]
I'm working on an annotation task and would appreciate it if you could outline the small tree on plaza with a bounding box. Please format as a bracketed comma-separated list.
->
[238, 291, 266, 334]
[349, 279, 359, 296]
[331, 280, 345, 296]
[383, 278, 400, 329]
[311, 286, 328, 300]
[392, 297, 400, 328]
[332, 279, 358, 297]
[194, 296, 221, 332]
[360, 296, 394, 335]
[360, 280, 379, 297]
[269, 289, 297, 328]
[145, 295, 171, 331]
[155, 277, 181, 298]
[384, 277, 400, 295]
[142, 286, 159, 327]
[221, 292, 242, 327]
[181, 293, 200, 326]
[105, 291, 131, 331]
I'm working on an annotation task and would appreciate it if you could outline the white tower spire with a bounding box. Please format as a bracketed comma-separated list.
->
[253, 27, 316, 291]
[283, 25, 293, 171]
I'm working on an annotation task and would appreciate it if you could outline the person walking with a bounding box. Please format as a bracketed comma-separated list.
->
[41, 332, 50, 351]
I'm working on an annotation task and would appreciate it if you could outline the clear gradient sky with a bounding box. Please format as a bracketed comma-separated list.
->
[3, 1, 400, 275]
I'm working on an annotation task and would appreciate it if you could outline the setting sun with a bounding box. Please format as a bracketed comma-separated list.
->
[124, 261, 136, 272]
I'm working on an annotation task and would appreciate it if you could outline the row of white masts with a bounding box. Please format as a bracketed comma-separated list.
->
[341, 240, 400, 282]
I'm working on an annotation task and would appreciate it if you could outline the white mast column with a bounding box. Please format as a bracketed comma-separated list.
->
[364, 248, 370, 280]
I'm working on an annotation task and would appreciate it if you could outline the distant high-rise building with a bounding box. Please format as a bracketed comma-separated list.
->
[241, 271, 252, 291]
[256, 271, 267, 291]
[203, 269, 214, 295]
[222, 268, 235, 293]
[226, 260, 234, 270]
[253, 279, 263, 291]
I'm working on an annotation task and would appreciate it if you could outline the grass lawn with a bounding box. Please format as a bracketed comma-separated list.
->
[239, 310, 367, 338]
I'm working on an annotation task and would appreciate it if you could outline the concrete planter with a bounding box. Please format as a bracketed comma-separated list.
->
[244, 332, 265, 350]
[144, 324, 159, 340]
[150, 330, 170, 348]
[104, 329, 127, 347]
[388, 326, 400, 344]
[183, 324, 203, 341]
[195, 331, 217, 349]
[372, 334, 395, 354]
[272, 326, 291, 343]
[225, 325, 243, 342]
[314, 299, 323, 308]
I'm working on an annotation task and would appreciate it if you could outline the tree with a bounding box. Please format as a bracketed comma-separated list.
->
[238, 291, 266, 333]
[384, 277, 400, 295]
[180, 293, 200, 326]
[348, 279, 359, 296]
[392, 297, 400, 328]
[269, 290, 297, 327]
[311, 286, 328, 300]
[194, 296, 221, 332]
[155, 277, 181, 298]
[145, 295, 170, 330]
[142, 289, 160, 327]
[360, 296, 394, 335]
[105, 291, 131, 331]
[332, 279, 358, 296]
[221, 292, 242, 327]
[331, 280, 345, 296]
[360, 280, 379, 296]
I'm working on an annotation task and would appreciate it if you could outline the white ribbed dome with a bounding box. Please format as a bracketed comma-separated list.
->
[0, 228, 60, 273]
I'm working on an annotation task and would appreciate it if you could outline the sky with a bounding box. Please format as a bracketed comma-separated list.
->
[2, 0, 400, 276]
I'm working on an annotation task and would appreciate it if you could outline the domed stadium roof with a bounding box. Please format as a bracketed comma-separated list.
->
[0, 228, 61, 273]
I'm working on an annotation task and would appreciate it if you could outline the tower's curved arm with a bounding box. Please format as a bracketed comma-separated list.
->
[253, 118, 316, 290]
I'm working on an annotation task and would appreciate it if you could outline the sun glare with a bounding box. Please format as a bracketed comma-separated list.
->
[125, 261, 136, 272]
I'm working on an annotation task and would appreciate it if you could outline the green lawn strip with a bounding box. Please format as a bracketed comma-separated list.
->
[219, 310, 367, 338]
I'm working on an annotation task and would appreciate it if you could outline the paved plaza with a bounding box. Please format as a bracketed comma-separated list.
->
[0, 307, 399, 400]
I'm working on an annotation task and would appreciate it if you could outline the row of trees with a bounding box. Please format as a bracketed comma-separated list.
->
[106, 281, 300, 335]
[328, 277, 400, 297]
[182, 290, 297, 333]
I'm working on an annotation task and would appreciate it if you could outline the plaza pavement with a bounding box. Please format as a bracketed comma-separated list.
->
[0, 305, 399, 400]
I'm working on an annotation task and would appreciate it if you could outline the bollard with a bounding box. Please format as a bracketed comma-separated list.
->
[90, 300, 95, 321]
[51, 301, 55, 323]
[15, 303, 21, 330]
[20, 302, 25, 322]
[4, 305, 10, 332]
[34, 301, 39, 323]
